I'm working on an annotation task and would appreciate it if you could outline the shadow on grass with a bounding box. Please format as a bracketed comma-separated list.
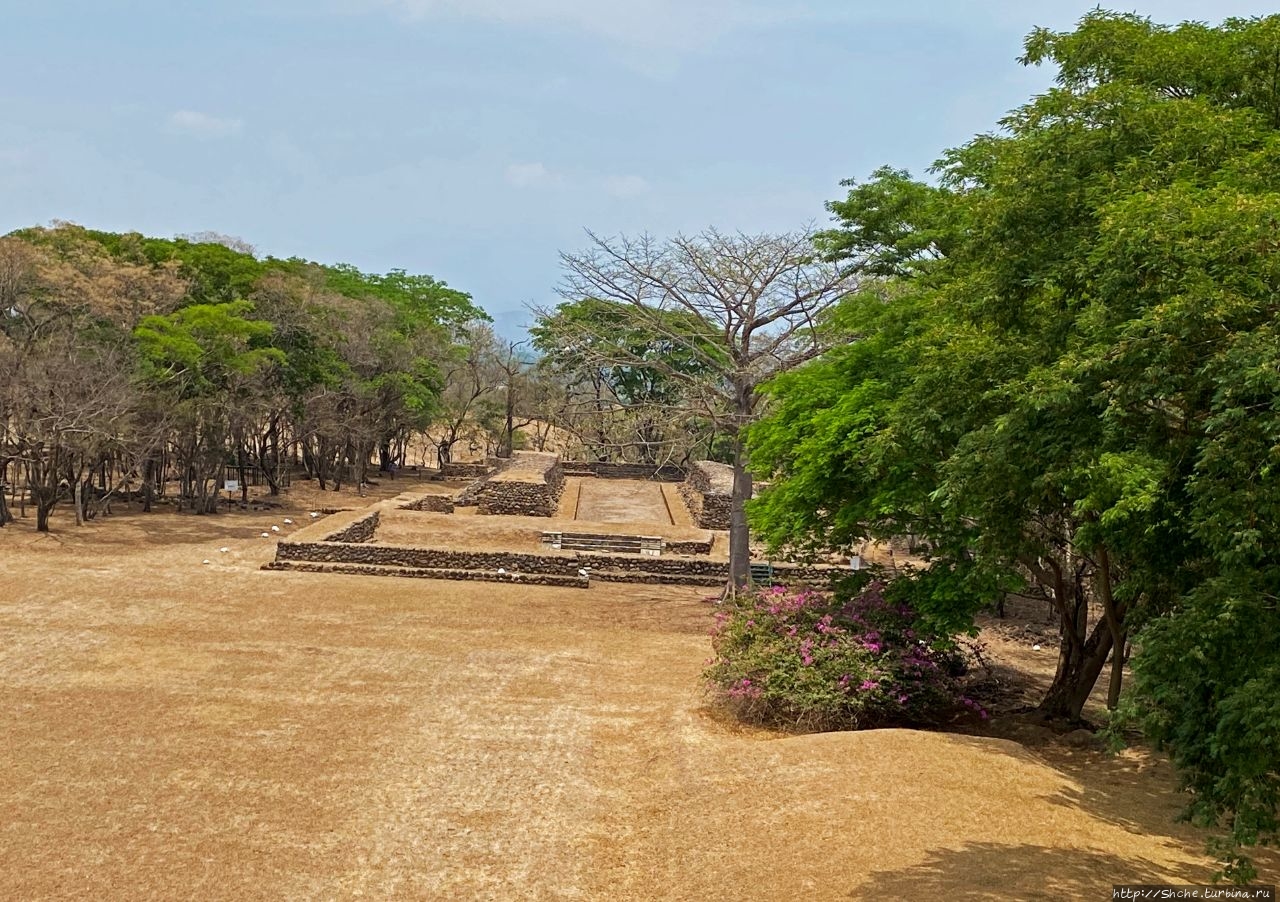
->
[849, 842, 1203, 900]
[936, 732, 1280, 883]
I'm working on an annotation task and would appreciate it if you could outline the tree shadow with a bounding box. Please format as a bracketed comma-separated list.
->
[937, 733, 1280, 881]
[1039, 745, 1280, 880]
[849, 842, 1203, 900]
[939, 732, 1197, 841]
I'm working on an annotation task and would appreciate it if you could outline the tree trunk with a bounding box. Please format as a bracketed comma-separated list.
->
[301, 439, 318, 481]
[1035, 617, 1114, 721]
[504, 395, 515, 458]
[33, 486, 57, 533]
[0, 461, 11, 526]
[237, 444, 249, 506]
[728, 438, 752, 592]
[142, 457, 154, 513]
[1095, 543, 1128, 712]
[266, 417, 281, 495]
[1107, 636, 1127, 711]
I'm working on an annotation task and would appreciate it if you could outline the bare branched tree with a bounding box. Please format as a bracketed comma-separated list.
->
[552, 228, 860, 589]
[179, 231, 257, 257]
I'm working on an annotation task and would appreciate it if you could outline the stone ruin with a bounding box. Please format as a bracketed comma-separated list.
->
[324, 510, 380, 543]
[559, 461, 686, 482]
[439, 461, 496, 480]
[475, 452, 564, 517]
[398, 493, 456, 514]
[263, 456, 844, 590]
[680, 460, 734, 530]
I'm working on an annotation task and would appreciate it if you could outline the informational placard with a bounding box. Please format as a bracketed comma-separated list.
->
[224, 480, 240, 493]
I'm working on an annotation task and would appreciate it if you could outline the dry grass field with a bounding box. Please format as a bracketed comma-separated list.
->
[0, 482, 1273, 899]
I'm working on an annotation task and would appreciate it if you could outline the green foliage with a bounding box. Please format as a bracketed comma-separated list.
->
[149, 239, 266, 303]
[529, 296, 727, 460]
[750, 9, 1280, 867]
[530, 297, 723, 407]
[5, 221, 487, 505]
[315, 263, 486, 335]
[817, 167, 955, 276]
[1129, 576, 1280, 882]
[135, 301, 282, 396]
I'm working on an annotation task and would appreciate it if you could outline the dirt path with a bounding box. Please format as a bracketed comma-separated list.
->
[0, 502, 1270, 899]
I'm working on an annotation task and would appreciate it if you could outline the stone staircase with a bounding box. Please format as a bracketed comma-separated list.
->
[541, 531, 663, 556]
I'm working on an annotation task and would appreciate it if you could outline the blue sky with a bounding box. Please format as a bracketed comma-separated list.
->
[3, 1, 1276, 335]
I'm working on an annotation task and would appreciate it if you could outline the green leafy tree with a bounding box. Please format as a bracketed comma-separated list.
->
[750, 10, 1280, 871]
[135, 301, 283, 512]
[530, 297, 722, 464]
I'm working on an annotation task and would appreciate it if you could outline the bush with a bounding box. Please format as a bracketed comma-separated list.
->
[704, 581, 982, 731]
[1126, 574, 1280, 883]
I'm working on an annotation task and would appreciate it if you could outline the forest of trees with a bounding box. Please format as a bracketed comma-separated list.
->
[0, 223, 506, 530]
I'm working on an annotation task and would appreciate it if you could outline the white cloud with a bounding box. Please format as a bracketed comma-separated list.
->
[362, 0, 801, 51]
[505, 161, 560, 188]
[168, 110, 244, 139]
[603, 174, 650, 198]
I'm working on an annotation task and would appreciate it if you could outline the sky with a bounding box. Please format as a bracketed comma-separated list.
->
[3, 1, 1277, 336]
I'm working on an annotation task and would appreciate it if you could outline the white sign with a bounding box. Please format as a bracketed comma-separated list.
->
[224, 480, 240, 492]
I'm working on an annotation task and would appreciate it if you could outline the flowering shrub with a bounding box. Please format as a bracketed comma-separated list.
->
[704, 581, 983, 731]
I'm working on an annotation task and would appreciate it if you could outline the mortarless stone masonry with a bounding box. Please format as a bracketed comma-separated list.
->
[665, 537, 715, 556]
[398, 494, 456, 514]
[440, 461, 494, 480]
[323, 511, 379, 543]
[264, 560, 588, 588]
[476, 452, 565, 517]
[559, 461, 686, 482]
[679, 460, 734, 530]
[277, 541, 582, 573]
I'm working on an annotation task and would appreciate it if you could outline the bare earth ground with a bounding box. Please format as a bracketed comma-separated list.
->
[0, 484, 1275, 900]
[374, 512, 713, 556]
[574, 480, 673, 525]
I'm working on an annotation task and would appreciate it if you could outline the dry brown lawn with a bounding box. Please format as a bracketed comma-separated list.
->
[0, 484, 1273, 899]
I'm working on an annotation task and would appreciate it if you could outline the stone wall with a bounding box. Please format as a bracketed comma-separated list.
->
[451, 458, 513, 507]
[440, 461, 493, 480]
[273, 536, 838, 587]
[680, 460, 734, 530]
[574, 551, 837, 583]
[398, 494, 456, 514]
[323, 511, 379, 543]
[264, 560, 587, 588]
[476, 452, 564, 517]
[277, 541, 583, 574]
[666, 537, 714, 556]
[559, 461, 686, 482]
